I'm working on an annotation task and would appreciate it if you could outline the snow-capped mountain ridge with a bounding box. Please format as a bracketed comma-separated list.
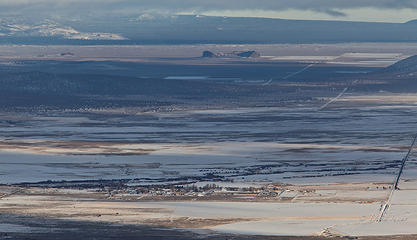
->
[0, 18, 126, 40]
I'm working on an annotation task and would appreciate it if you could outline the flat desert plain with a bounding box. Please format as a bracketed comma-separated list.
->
[1, 43, 417, 239]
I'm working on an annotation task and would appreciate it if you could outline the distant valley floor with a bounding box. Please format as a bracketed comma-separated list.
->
[1, 44, 417, 238]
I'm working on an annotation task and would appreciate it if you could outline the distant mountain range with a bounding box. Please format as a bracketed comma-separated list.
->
[1, 15, 417, 44]
[0, 19, 126, 41]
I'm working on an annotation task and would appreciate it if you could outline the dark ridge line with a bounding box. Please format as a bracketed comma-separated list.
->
[394, 134, 417, 190]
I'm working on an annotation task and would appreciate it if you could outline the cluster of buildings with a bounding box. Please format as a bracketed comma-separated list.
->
[100, 183, 292, 200]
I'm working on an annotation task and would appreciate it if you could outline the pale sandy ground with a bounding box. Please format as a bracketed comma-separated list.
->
[0, 140, 404, 158]
[0, 188, 380, 234]
[0, 182, 414, 237]
[331, 165, 417, 236]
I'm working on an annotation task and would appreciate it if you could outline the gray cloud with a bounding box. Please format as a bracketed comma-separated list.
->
[316, 9, 347, 17]
[1, 0, 417, 18]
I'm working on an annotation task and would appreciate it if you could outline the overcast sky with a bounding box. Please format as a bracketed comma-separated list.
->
[1, 0, 417, 22]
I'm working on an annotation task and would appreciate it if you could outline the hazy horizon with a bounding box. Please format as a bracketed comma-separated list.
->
[1, 0, 417, 23]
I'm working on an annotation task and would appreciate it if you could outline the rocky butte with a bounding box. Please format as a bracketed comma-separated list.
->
[202, 50, 261, 58]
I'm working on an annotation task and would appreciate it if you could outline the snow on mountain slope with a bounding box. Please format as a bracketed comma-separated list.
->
[0, 19, 126, 40]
